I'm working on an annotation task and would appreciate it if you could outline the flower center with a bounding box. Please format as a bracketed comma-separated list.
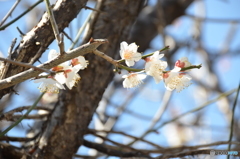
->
[123, 51, 133, 60]
[168, 76, 181, 90]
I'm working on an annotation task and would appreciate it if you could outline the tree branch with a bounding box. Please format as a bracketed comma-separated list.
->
[0, 39, 108, 90]
[83, 140, 152, 158]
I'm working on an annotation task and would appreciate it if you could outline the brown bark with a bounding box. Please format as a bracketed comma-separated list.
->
[33, 0, 145, 158]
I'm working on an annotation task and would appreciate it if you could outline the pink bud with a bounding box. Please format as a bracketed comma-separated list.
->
[175, 60, 185, 68]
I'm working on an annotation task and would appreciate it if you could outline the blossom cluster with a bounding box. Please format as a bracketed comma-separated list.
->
[34, 50, 88, 93]
[120, 41, 192, 92]
[34, 41, 194, 93]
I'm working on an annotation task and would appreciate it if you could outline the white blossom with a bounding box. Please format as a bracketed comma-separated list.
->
[34, 75, 65, 93]
[54, 64, 81, 90]
[145, 51, 167, 83]
[71, 56, 88, 70]
[122, 72, 147, 88]
[120, 41, 141, 67]
[163, 67, 191, 92]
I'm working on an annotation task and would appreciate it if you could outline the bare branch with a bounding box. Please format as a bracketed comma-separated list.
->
[83, 140, 152, 158]
[0, 39, 108, 90]
[88, 129, 164, 150]
[0, 0, 21, 27]
[0, 57, 53, 74]
[0, 38, 18, 80]
[0, 0, 43, 31]
[0, 136, 35, 142]
[44, 0, 65, 54]
[0, 106, 51, 121]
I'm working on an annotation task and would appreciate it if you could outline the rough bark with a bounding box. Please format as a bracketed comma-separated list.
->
[0, 0, 88, 99]
[33, 0, 145, 158]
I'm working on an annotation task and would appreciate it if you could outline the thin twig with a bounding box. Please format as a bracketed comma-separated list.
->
[69, 13, 92, 50]
[74, 154, 99, 159]
[0, 0, 43, 31]
[93, 50, 118, 66]
[227, 82, 240, 159]
[8, 38, 17, 56]
[83, 140, 152, 158]
[88, 131, 148, 155]
[88, 129, 164, 150]
[0, 57, 54, 74]
[0, 136, 35, 142]
[117, 46, 169, 63]
[1, 38, 17, 79]
[0, 0, 21, 27]
[0, 92, 45, 137]
[0, 106, 51, 121]
[93, 50, 144, 72]
[16, 27, 25, 36]
[29, 46, 43, 65]
[84, 6, 103, 13]
[187, 14, 240, 23]
[93, 50, 201, 73]
[154, 88, 237, 131]
[165, 141, 240, 152]
[44, 0, 65, 54]
[62, 31, 74, 43]
[128, 91, 172, 146]
[12, 114, 48, 121]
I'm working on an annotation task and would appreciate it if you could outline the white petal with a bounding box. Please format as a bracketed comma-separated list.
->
[125, 60, 135, 67]
[73, 56, 88, 70]
[171, 67, 181, 72]
[123, 78, 131, 88]
[137, 74, 147, 80]
[120, 41, 128, 51]
[128, 43, 138, 52]
[55, 73, 66, 84]
[122, 75, 128, 78]
[152, 51, 160, 58]
[48, 49, 59, 61]
[180, 57, 188, 61]
[132, 53, 142, 61]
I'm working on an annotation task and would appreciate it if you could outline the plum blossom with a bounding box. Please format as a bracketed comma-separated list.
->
[120, 41, 141, 67]
[145, 51, 167, 84]
[122, 72, 147, 88]
[49, 50, 88, 89]
[54, 62, 81, 90]
[35, 50, 88, 92]
[175, 57, 192, 69]
[71, 56, 88, 70]
[163, 67, 191, 92]
[34, 74, 65, 93]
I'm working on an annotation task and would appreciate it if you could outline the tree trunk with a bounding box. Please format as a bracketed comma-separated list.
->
[33, 0, 145, 158]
